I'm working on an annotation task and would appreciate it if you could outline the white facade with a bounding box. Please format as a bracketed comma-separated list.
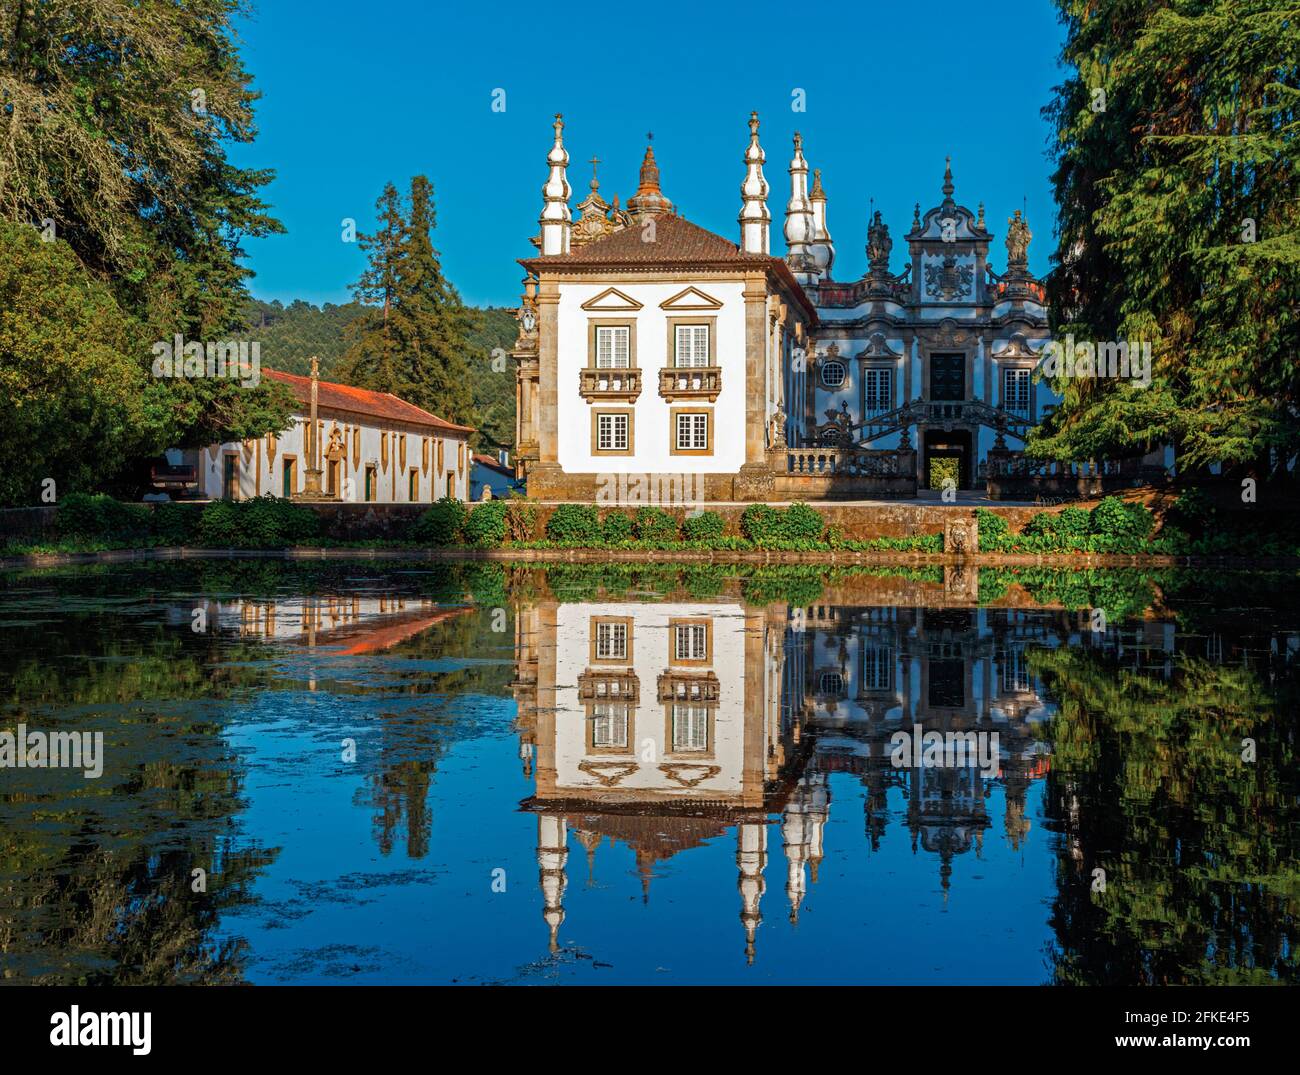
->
[196, 371, 473, 504]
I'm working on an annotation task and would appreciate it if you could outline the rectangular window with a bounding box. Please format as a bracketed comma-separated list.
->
[861, 642, 893, 691]
[671, 705, 709, 753]
[1004, 368, 1031, 417]
[675, 412, 708, 452]
[863, 368, 894, 416]
[597, 413, 629, 452]
[674, 623, 708, 662]
[595, 621, 628, 660]
[674, 324, 710, 368]
[595, 325, 631, 369]
[591, 703, 630, 749]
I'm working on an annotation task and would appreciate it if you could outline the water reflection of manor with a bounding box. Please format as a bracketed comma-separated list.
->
[513, 596, 1176, 961]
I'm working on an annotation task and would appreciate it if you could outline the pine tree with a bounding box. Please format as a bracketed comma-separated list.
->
[338, 177, 474, 425]
[1030, 0, 1300, 478]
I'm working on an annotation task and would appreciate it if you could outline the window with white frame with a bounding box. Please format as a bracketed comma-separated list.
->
[673, 623, 708, 662]
[671, 705, 709, 752]
[864, 368, 893, 416]
[675, 412, 709, 451]
[591, 703, 629, 749]
[595, 325, 631, 369]
[861, 642, 893, 691]
[595, 620, 628, 660]
[674, 324, 709, 367]
[821, 360, 847, 389]
[597, 412, 629, 452]
[1003, 367, 1031, 416]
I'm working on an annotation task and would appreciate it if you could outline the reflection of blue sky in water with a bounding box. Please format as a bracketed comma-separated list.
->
[2, 563, 1297, 984]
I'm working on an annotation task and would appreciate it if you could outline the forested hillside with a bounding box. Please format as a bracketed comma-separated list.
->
[240, 298, 519, 452]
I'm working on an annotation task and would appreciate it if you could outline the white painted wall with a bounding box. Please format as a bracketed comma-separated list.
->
[551, 601, 749, 798]
[556, 280, 748, 474]
[199, 412, 470, 503]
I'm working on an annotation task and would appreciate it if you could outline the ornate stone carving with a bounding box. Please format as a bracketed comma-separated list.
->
[924, 254, 974, 300]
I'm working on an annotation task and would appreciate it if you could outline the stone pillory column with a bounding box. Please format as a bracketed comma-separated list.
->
[298, 356, 328, 500]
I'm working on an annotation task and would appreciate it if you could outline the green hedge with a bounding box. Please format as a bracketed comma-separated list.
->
[196, 496, 320, 548]
[545, 503, 601, 544]
[57, 492, 151, 540]
[412, 496, 468, 546]
[463, 500, 507, 547]
[682, 510, 726, 542]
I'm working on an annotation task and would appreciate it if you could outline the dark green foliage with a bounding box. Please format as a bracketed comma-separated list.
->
[411, 496, 468, 546]
[1090, 497, 1153, 539]
[601, 511, 634, 543]
[1056, 506, 1093, 537]
[781, 502, 825, 542]
[682, 511, 726, 542]
[151, 502, 200, 546]
[740, 504, 782, 544]
[1030, 0, 1300, 475]
[463, 501, 507, 547]
[975, 509, 1009, 552]
[545, 504, 601, 544]
[240, 299, 366, 377]
[632, 505, 678, 543]
[681, 565, 728, 600]
[196, 496, 320, 549]
[57, 493, 151, 540]
[335, 177, 474, 426]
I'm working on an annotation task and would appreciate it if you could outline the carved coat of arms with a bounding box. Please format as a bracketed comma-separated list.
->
[924, 254, 974, 301]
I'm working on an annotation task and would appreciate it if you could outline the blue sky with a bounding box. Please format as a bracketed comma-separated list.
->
[229, 0, 1067, 310]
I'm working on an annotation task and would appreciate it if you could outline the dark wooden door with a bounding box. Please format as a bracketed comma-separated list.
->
[930, 353, 965, 401]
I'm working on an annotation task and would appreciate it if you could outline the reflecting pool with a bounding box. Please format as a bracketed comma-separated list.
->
[1, 560, 1296, 984]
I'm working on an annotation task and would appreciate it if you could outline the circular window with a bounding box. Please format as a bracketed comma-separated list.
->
[819, 672, 845, 696]
[820, 360, 846, 389]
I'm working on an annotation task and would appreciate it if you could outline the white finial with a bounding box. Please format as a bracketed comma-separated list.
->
[784, 132, 818, 282]
[739, 110, 770, 254]
[539, 113, 571, 255]
[808, 167, 834, 279]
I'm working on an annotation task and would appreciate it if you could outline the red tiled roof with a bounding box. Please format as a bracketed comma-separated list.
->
[519, 214, 817, 322]
[264, 369, 474, 434]
[473, 452, 513, 474]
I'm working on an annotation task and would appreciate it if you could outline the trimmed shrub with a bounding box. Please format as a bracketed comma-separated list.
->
[196, 495, 320, 549]
[412, 496, 468, 546]
[601, 511, 634, 543]
[740, 504, 782, 544]
[1090, 496, 1153, 539]
[1056, 506, 1092, 537]
[975, 508, 1009, 551]
[57, 492, 151, 540]
[682, 510, 726, 542]
[780, 502, 825, 542]
[151, 502, 199, 545]
[632, 505, 678, 543]
[545, 503, 601, 544]
[463, 500, 507, 547]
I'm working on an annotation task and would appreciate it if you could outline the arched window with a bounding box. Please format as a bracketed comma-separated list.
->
[820, 360, 847, 389]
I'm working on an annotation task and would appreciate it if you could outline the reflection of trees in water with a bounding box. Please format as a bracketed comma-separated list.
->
[358, 607, 515, 859]
[0, 604, 279, 984]
[1033, 640, 1300, 984]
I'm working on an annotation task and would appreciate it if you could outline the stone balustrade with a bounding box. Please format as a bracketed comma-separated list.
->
[658, 365, 722, 403]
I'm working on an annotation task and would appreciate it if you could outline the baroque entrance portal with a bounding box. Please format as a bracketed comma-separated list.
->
[923, 428, 972, 490]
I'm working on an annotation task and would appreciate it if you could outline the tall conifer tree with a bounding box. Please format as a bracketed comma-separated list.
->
[1031, 0, 1300, 477]
[339, 177, 473, 425]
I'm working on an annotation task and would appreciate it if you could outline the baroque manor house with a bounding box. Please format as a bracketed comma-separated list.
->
[512, 113, 1055, 501]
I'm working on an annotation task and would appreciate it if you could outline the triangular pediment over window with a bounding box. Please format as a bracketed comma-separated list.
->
[660, 286, 724, 310]
[580, 287, 643, 311]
